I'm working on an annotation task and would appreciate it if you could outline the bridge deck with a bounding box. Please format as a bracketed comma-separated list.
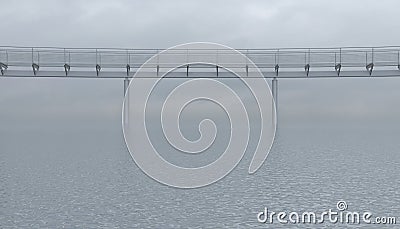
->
[1, 46, 400, 78]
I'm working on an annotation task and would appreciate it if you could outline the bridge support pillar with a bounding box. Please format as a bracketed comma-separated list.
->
[124, 77, 130, 95]
[272, 77, 278, 113]
[123, 77, 130, 125]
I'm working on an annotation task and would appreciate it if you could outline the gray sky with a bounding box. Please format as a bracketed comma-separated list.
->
[1, 0, 400, 132]
[0, 0, 400, 48]
[2, 0, 400, 48]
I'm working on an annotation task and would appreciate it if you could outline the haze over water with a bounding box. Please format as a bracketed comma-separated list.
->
[1, 77, 400, 228]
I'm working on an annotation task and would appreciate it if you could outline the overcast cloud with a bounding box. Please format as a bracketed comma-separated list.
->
[2, 0, 400, 48]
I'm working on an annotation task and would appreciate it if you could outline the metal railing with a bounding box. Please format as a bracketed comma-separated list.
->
[1, 46, 400, 78]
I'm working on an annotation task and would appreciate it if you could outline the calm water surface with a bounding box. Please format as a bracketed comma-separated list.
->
[2, 126, 400, 228]
[1, 78, 400, 228]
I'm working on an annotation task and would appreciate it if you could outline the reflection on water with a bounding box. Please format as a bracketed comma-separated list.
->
[1, 124, 400, 228]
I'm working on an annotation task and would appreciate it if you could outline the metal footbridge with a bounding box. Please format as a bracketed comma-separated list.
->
[1, 45, 400, 107]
